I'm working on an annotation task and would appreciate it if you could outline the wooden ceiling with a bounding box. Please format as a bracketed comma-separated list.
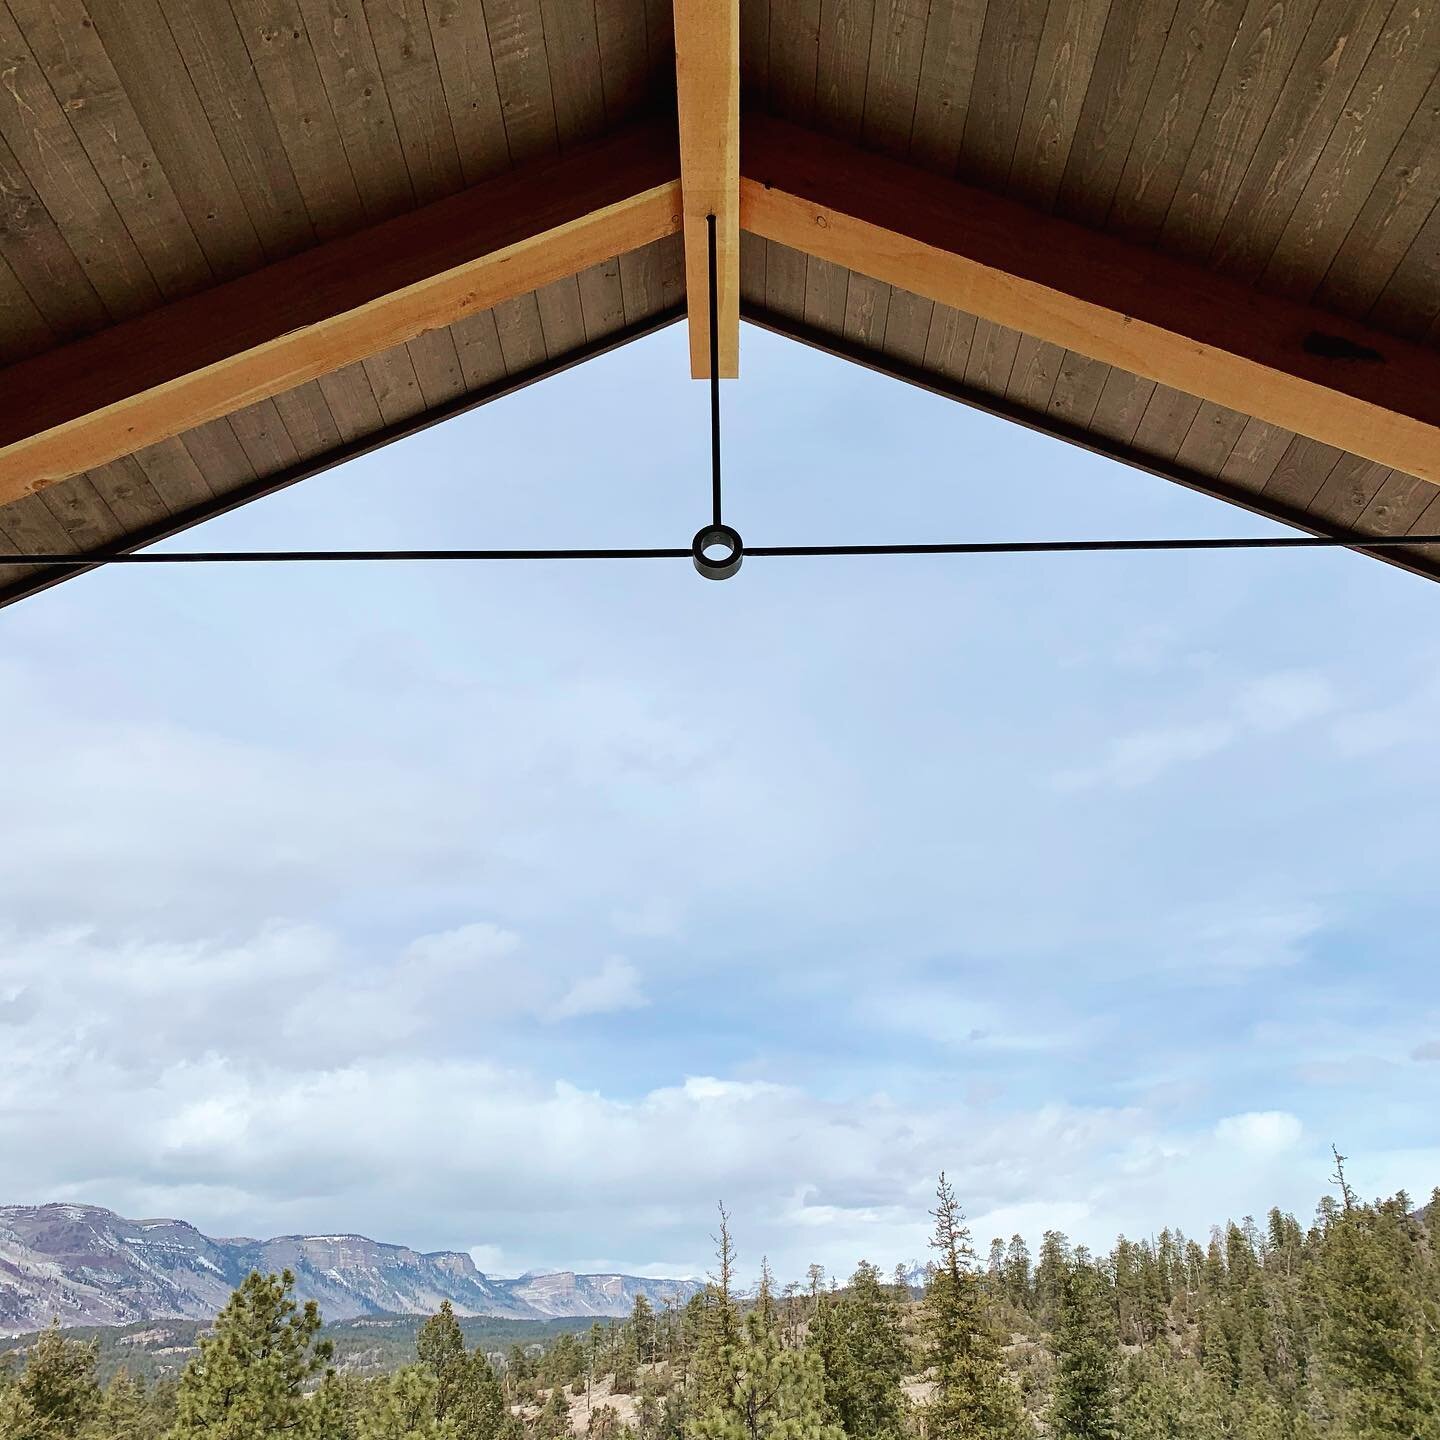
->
[1, 0, 1438, 605]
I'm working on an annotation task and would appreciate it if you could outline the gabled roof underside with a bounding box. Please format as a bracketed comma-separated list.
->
[1, 0, 1438, 605]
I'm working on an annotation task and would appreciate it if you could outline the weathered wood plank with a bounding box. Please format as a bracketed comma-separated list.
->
[129, 434, 215, 510]
[82, 0, 267, 280]
[366, 0, 467, 204]
[963, 318, 1022, 397]
[1105, 0, 1247, 243]
[161, 0, 317, 258]
[860, 0, 930, 157]
[0, 130, 110, 338]
[482, 0, 561, 162]
[8, 0, 216, 299]
[1006, 334, 1065, 413]
[803, 254, 851, 331]
[318, 361, 387, 441]
[958, 0, 1047, 191]
[297, 0, 415, 222]
[423, 0, 512, 182]
[271, 379, 346, 459]
[907, 0, 987, 176]
[1010, 0, 1113, 212]
[1317, 64, 1440, 319]
[740, 0, 769, 97]
[86, 456, 170, 532]
[1218, 417, 1293, 492]
[492, 292, 548, 370]
[1046, 350, 1110, 431]
[842, 271, 890, 349]
[40, 472, 125, 548]
[814, 0, 875, 142]
[0, 255, 56, 362]
[534, 273, 588, 355]
[540, 0, 608, 146]
[1305, 454, 1391, 528]
[761, 237, 807, 322]
[1260, 435, 1343, 511]
[0, 3, 161, 317]
[229, 0, 368, 240]
[1173, 401, 1249, 477]
[921, 303, 977, 383]
[1261, 4, 1440, 302]
[595, 0, 651, 123]
[576, 255, 627, 340]
[768, 0, 820, 123]
[449, 310, 509, 389]
[1055, 0, 1179, 227]
[1210, 0, 1395, 284]
[1160, 0, 1323, 264]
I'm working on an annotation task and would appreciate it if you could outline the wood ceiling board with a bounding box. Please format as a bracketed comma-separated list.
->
[740, 115, 1440, 486]
[674, 0, 740, 376]
[0, 122, 683, 504]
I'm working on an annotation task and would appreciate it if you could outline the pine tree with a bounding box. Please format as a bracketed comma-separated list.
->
[0, 1323, 100, 1440]
[694, 1273, 843, 1440]
[357, 1368, 450, 1440]
[1049, 1260, 1118, 1440]
[920, 1174, 1030, 1440]
[1316, 1196, 1433, 1439]
[171, 1270, 333, 1440]
[693, 1206, 743, 1414]
[93, 1370, 156, 1440]
[535, 1384, 570, 1440]
[416, 1302, 508, 1440]
[807, 1262, 907, 1440]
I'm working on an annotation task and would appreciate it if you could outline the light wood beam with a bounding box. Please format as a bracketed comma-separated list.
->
[674, 0, 739, 378]
[0, 123, 681, 504]
[742, 115, 1440, 487]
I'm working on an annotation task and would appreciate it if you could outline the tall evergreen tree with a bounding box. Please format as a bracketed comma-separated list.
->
[1316, 1197, 1433, 1439]
[357, 1368, 449, 1440]
[171, 1270, 333, 1440]
[694, 1269, 842, 1440]
[1049, 1260, 1118, 1440]
[807, 1262, 907, 1440]
[920, 1174, 1029, 1440]
[0, 1323, 99, 1440]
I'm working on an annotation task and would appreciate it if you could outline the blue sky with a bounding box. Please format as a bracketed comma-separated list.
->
[1, 321, 1437, 1284]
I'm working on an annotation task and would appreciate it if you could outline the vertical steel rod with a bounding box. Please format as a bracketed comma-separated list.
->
[708, 212, 722, 527]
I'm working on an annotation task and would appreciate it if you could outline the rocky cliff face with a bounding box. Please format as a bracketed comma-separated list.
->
[0, 1204, 700, 1335]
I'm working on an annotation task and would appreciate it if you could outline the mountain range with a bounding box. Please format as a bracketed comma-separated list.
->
[0, 1204, 702, 1336]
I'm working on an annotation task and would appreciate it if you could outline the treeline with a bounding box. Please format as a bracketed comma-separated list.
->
[2, 1166, 1436, 1440]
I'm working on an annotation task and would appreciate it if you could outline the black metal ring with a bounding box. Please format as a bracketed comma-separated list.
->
[691, 524, 744, 581]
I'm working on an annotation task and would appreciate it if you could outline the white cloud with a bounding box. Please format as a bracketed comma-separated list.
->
[1214, 1111, 1303, 1154]
[552, 958, 648, 1020]
[1179, 906, 1326, 975]
[1056, 720, 1234, 790]
[1054, 670, 1336, 791]
[1235, 672, 1336, 733]
[1411, 1041, 1440, 1063]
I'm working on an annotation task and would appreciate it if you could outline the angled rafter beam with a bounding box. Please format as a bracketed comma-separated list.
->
[0, 122, 681, 505]
[741, 116, 1440, 487]
[674, 0, 739, 377]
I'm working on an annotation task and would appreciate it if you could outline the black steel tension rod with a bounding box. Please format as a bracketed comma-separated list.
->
[4, 536, 1440, 566]
[689, 212, 744, 580]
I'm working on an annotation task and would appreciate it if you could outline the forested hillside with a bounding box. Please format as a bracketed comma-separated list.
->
[2, 1166, 1435, 1440]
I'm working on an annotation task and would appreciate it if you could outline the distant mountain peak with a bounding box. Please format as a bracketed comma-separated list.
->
[0, 1203, 702, 1336]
